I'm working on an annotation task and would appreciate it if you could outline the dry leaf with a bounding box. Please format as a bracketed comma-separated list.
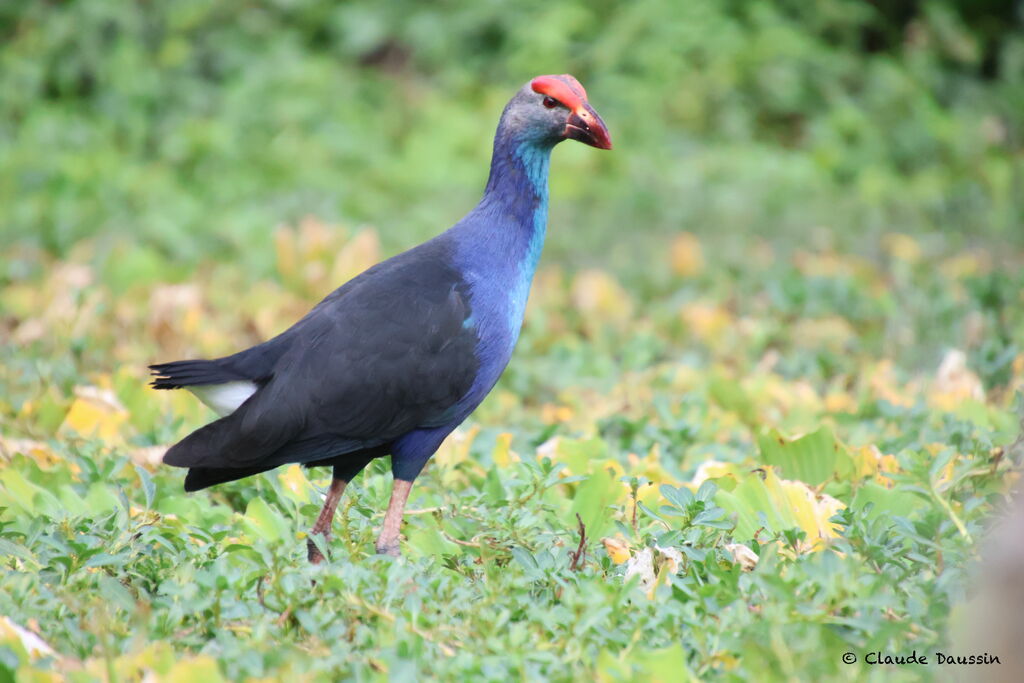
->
[570, 269, 632, 328]
[62, 385, 129, 440]
[0, 437, 60, 469]
[669, 232, 704, 277]
[680, 301, 733, 345]
[725, 543, 759, 571]
[931, 349, 984, 411]
[491, 431, 519, 468]
[624, 547, 656, 592]
[0, 616, 56, 659]
[602, 536, 631, 564]
[655, 545, 683, 574]
[130, 445, 167, 469]
[278, 464, 314, 504]
[854, 444, 899, 486]
[881, 233, 923, 263]
[691, 460, 735, 488]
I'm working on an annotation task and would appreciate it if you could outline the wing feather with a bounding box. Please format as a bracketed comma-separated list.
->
[162, 244, 478, 470]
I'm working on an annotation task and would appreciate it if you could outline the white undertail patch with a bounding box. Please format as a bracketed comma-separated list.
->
[188, 381, 258, 417]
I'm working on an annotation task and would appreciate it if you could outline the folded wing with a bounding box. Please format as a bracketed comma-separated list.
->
[161, 250, 479, 471]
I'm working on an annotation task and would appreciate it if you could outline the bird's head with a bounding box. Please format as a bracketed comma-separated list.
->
[504, 74, 612, 150]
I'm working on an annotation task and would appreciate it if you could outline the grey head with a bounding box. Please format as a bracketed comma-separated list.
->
[499, 74, 612, 150]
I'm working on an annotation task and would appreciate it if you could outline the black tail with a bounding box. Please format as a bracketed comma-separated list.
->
[149, 359, 245, 389]
[184, 465, 278, 491]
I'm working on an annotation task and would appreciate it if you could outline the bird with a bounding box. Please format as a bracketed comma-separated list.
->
[149, 74, 612, 561]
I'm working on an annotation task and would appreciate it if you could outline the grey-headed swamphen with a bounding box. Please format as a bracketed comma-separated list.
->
[150, 74, 612, 561]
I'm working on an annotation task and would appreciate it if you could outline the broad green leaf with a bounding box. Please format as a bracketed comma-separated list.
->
[406, 523, 455, 558]
[638, 644, 696, 682]
[717, 468, 844, 550]
[757, 426, 853, 487]
[165, 655, 225, 683]
[135, 464, 155, 508]
[852, 481, 921, 518]
[241, 497, 289, 543]
[709, 374, 757, 425]
[571, 467, 619, 540]
[0, 469, 62, 516]
[660, 483, 693, 510]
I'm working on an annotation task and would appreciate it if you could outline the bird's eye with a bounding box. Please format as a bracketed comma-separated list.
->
[542, 96, 558, 109]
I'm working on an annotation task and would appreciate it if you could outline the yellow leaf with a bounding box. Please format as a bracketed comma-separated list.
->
[867, 360, 915, 407]
[680, 301, 733, 345]
[602, 536, 631, 564]
[824, 392, 857, 414]
[491, 431, 519, 468]
[331, 229, 382, 285]
[165, 655, 224, 683]
[669, 232, 704, 277]
[690, 460, 736, 488]
[274, 224, 299, 283]
[0, 437, 60, 470]
[625, 444, 684, 493]
[721, 468, 845, 554]
[881, 233, 923, 263]
[757, 374, 823, 417]
[853, 444, 899, 485]
[278, 464, 314, 504]
[930, 349, 985, 411]
[790, 316, 855, 352]
[435, 425, 480, 468]
[570, 269, 632, 325]
[939, 250, 989, 279]
[671, 364, 702, 392]
[924, 444, 958, 487]
[710, 651, 740, 671]
[62, 385, 128, 440]
[775, 474, 845, 551]
[147, 284, 203, 354]
[601, 459, 626, 480]
[299, 215, 332, 255]
[540, 403, 574, 424]
[275, 218, 381, 298]
[793, 248, 863, 278]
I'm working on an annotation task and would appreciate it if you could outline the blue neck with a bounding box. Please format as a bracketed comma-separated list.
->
[450, 129, 554, 341]
[435, 125, 557, 420]
[456, 129, 553, 286]
[476, 132, 552, 253]
[483, 135, 552, 214]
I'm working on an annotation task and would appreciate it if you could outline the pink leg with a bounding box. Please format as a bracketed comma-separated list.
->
[307, 478, 347, 564]
[375, 479, 413, 557]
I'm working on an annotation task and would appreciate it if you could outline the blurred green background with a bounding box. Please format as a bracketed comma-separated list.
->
[2, 0, 1021, 281]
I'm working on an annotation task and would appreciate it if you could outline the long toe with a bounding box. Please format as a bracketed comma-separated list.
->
[375, 540, 401, 557]
[307, 537, 327, 564]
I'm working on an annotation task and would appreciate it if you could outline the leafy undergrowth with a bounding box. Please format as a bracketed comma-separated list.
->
[2, 224, 1023, 681]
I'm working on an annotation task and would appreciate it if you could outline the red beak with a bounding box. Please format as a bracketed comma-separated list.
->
[565, 102, 612, 150]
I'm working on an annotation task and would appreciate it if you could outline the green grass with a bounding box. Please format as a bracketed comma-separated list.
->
[1, 225, 1022, 680]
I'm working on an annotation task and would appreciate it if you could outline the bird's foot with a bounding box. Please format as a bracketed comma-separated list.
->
[307, 535, 329, 564]
[306, 477, 347, 565]
[374, 539, 401, 557]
